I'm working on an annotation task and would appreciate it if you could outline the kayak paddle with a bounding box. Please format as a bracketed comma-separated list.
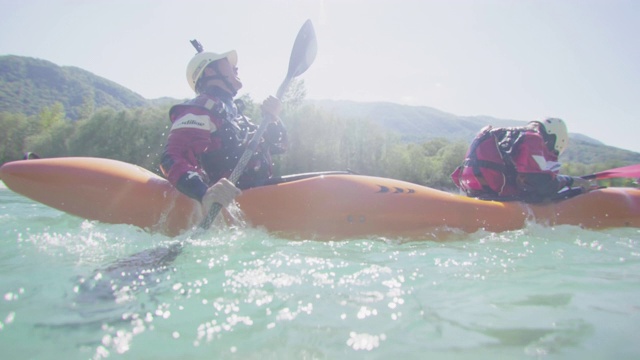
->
[199, 19, 317, 230]
[581, 164, 640, 181]
[83, 20, 318, 294]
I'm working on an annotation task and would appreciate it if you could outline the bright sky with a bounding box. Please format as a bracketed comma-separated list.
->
[2, 0, 639, 152]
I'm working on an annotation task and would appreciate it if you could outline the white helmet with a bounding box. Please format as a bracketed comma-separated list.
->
[186, 50, 237, 92]
[540, 117, 569, 155]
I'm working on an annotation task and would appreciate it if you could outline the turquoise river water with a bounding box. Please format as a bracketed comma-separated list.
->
[1, 183, 639, 359]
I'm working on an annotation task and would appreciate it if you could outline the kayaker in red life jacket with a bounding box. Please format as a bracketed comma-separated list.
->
[160, 44, 288, 212]
[451, 118, 591, 203]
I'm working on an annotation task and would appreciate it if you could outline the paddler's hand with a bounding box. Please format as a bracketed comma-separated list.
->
[261, 95, 282, 119]
[571, 177, 593, 193]
[201, 178, 241, 211]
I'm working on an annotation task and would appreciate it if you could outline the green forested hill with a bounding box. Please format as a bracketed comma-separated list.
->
[310, 99, 525, 142]
[0, 55, 149, 120]
[1, 55, 638, 172]
[309, 99, 640, 164]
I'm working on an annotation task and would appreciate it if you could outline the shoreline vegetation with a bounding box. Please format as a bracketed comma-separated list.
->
[1, 55, 638, 189]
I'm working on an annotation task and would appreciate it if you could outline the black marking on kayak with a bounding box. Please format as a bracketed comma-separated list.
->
[347, 215, 366, 223]
[377, 185, 416, 194]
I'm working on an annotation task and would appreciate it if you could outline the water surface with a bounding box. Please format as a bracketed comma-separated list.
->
[1, 186, 639, 359]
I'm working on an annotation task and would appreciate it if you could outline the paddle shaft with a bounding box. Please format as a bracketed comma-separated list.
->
[199, 20, 316, 229]
[198, 111, 276, 229]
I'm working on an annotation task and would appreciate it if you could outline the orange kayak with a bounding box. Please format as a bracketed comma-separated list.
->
[2, 157, 640, 239]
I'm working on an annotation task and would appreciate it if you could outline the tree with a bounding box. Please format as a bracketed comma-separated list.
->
[280, 78, 307, 111]
[38, 102, 65, 131]
[22, 103, 73, 157]
[0, 112, 35, 162]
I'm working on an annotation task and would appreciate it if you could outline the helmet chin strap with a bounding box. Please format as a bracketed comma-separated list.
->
[201, 84, 237, 98]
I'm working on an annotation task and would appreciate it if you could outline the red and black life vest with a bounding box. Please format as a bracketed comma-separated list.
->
[167, 95, 286, 190]
[451, 125, 526, 198]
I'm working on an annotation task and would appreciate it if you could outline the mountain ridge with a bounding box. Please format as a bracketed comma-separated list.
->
[1, 55, 636, 165]
[307, 99, 605, 145]
[0, 55, 149, 120]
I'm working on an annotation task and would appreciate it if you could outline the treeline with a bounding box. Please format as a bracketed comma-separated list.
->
[0, 102, 169, 171]
[0, 96, 636, 190]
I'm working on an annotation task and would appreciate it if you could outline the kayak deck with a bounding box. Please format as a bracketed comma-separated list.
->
[2, 157, 640, 239]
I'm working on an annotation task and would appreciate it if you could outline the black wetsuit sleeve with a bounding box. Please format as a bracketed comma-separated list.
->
[264, 119, 289, 155]
[518, 173, 569, 203]
[555, 174, 574, 189]
[176, 172, 209, 202]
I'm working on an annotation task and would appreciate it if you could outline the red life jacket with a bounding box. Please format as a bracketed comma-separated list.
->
[165, 94, 286, 190]
[451, 125, 525, 198]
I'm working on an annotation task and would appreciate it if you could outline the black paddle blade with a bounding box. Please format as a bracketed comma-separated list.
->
[288, 19, 317, 78]
[277, 19, 317, 98]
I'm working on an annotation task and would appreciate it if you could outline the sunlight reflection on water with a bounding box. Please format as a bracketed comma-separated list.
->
[2, 189, 640, 359]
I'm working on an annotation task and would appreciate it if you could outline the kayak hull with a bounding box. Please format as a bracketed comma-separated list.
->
[2, 157, 640, 239]
[0, 157, 198, 236]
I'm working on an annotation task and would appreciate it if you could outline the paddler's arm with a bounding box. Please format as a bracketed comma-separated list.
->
[201, 178, 242, 212]
[175, 171, 209, 201]
[557, 175, 592, 193]
[517, 173, 591, 201]
[261, 96, 289, 154]
[176, 172, 241, 210]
